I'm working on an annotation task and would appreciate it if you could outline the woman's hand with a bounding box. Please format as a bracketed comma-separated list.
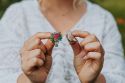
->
[67, 30, 105, 83]
[19, 32, 54, 83]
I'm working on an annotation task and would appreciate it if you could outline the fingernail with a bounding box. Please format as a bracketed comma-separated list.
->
[66, 32, 77, 43]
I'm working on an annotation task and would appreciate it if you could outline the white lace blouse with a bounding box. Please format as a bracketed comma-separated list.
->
[0, 0, 125, 83]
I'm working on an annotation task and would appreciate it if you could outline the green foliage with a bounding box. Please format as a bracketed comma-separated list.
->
[92, 0, 125, 18]
[0, 0, 21, 17]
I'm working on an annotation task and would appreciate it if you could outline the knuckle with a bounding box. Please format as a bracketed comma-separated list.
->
[22, 65, 31, 76]
[90, 35, 97, 40]
[35, 38, 40, 44]
[20, 51, 25, 57]
[97, 53, 102, 59]
[32, 58, 38, 65]
[84, 44, 89, 50]
[21, 51, 27, 56]
[88, 52, 92, 55]
[25, 71, 32, 76]
[35, 49, 41, 55]
[84, 44, 87, 48]
[96, 42, 101, 48]
[97, 52, 101, 57]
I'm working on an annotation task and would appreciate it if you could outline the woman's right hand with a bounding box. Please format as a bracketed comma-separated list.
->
[19, 32, 54, 83]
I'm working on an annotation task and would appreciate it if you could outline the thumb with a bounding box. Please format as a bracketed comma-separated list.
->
[45, 39, 55, 56]
[66, 32, 82, 55]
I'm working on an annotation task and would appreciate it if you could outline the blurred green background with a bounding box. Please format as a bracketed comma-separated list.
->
[0, 0, 125, 54]
[91, 0, 125, 55]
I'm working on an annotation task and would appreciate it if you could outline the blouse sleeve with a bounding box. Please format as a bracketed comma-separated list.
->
[101, 12, 125, 83]
[0, 3, 26, 83]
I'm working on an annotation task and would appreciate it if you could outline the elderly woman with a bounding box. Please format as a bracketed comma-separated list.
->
[0, 0, 125, 83]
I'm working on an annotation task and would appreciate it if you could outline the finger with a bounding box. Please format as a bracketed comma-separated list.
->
[80, 35, 98, 46]
[22, 49, 46, 61]
[22, 57, 44, 75]
[44, 55, 52, 73]
[83, 52, 103, 61]
[30, 49, 46, 60]
[32, 32, 51, 39]
[34, 42, 47, 54]
[22, 38, 41, 51]
[45, 39, 55, 56]
[26, 32, 51, 42]
[66, 32, 81, 55]
[23, 32, 51, 51]
[27, 58, 44, 70]
[71, 30, 90, 38]
[84, 42, 102, 53]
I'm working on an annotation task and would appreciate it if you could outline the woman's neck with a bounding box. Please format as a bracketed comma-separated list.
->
[40, 0, 79, 12]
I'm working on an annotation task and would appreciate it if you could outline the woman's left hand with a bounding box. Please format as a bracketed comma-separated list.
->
[67, 30, 105, 83]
